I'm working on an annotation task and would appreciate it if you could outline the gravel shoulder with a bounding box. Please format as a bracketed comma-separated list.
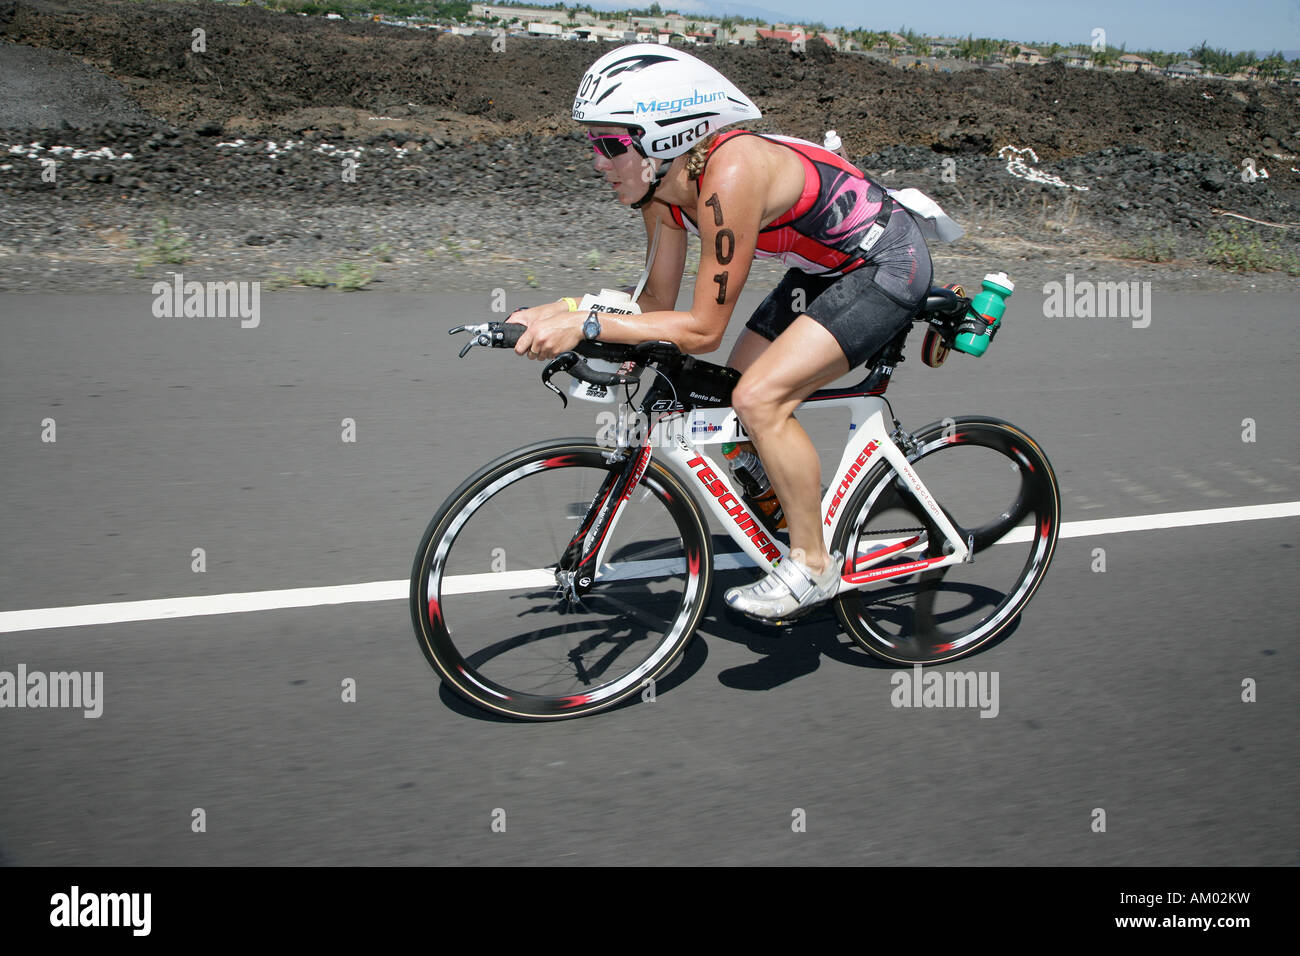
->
[1, 191, 1295, 297]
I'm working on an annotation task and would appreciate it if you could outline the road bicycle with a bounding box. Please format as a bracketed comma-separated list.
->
[411, 283, 1060, 720]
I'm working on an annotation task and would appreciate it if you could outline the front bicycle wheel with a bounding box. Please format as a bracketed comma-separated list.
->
[831, 418, 1060, 665]
[410, 439, 713, 720]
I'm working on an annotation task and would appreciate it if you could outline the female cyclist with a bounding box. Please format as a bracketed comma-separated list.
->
[511, 44, 934, 621]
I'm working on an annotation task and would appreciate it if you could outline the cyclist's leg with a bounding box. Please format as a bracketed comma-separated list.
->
[729, 318, 849, 573]
[729, 237, 931, 576]
[726, 328, 774, 375]
[727, 270, 839, 572]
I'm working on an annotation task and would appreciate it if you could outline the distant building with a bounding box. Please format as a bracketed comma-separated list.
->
[871, 32, 913, 55]
[1014, 46, 1045, 64]
[1054, 49, 1093, 68]
[1117, 53, 1154, 72]
[571, 26, 626, 42]
[474, 5, 576, 24]
[756, 28, 835, 48]
[1166, 59, 1204, 78]
[722, 24, 759, 45]
[628, 14, 688, 32]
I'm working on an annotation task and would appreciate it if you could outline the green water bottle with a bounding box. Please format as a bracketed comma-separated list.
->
[955, 272, 1014, 357]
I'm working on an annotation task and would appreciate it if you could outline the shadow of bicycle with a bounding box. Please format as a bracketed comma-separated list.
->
[702, 561, 1024, 693]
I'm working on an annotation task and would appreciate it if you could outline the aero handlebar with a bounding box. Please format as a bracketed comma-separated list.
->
[449, 321, 685, 406]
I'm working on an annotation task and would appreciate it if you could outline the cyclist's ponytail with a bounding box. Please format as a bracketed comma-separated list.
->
[684, 132, 721, 181]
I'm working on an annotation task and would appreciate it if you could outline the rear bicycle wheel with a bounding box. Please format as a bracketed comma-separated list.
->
[831, 418, 1060, 664]
[410, 439, 713, 719]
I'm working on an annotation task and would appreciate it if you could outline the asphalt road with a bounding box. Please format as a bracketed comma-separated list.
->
[0, 282, 1296, 866]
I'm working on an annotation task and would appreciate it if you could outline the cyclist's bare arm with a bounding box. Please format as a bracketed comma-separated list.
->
[514, 140, 793, 358]
[628, 201, 687, 314]
[594, 137, 806, 354]
[594, 157, 760, 354]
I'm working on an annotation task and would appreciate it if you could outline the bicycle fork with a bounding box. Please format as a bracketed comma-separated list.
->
[555, 442, 654, 602]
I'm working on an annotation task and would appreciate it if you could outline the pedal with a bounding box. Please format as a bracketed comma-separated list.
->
[744, 613, 806, 627]
[738, 604, 819, 627]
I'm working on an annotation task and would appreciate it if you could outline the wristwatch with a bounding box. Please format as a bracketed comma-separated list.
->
[582, 308, 601, 341]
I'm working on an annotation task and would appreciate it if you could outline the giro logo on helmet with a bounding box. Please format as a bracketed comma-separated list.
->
[650, 120, 712, 154]
[636, 90, 728, 114]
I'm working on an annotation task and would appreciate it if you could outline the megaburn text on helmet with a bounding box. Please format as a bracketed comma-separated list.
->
[635, 89, 727, 114]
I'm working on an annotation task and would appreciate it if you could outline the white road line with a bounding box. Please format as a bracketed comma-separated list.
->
[1001, 500, 1300, 542]
[2, 500, 1297, 634]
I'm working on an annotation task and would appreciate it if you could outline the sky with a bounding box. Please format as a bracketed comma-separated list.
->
[580, 0, 1300, 55]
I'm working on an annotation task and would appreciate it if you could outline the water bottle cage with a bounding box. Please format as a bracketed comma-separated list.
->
[947, 307, 1000, 358]
[928, 310, 994, 349]
[955, 314, 989, 339]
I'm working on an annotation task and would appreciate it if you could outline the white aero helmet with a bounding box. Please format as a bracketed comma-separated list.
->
[572, 43, 761, 160]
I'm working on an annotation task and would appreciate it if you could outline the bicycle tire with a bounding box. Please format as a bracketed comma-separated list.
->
[410, 439, 713, 719]
[831, 417, 1060, 665]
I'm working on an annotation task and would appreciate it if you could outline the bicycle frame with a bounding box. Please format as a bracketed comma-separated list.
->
[589, 391, 971, 597]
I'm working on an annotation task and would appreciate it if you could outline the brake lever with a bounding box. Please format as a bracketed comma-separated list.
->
[541, 352, 580, 408]
[449, 323, 492, 358]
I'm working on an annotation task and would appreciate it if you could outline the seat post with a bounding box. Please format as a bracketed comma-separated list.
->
[858, 323, 912, 395]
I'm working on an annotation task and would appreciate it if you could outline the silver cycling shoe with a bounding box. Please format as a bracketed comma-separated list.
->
[725, 548, 843, 621]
